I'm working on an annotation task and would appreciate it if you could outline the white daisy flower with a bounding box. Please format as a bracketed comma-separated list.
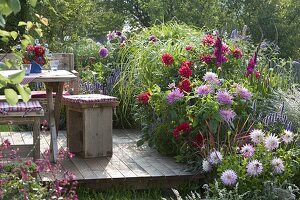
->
[271, 157, 285, 174]
[249, 129, 265, 144]
[220, 169, 238, 186]
[264, 134, 280, 151]
[202, 159, 212, 172]
[208, 150, 223, 165]
[246, 159, 263, 176]
[281, 130, 294, 144]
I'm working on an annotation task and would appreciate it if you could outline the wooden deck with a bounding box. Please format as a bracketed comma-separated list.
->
[0, 129, 203, 189]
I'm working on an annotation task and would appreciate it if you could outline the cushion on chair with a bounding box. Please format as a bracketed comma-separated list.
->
[0, 101, 43, 115]
[62, 94, 118, 105]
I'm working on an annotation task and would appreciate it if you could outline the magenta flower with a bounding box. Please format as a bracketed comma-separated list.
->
[219, 109, 236, 123]
[99, 47, 109, 58]
[246, 52, 257, 77]
[216, 90, 233, 105]
[149, 35, 158, 42]
[195, 85, 213, 96]
[167, 88, 184, 104]
[214, 37, 227, 66]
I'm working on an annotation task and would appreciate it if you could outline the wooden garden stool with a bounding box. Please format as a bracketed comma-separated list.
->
[62, 94, 119, 158]
[0, 100, 44, 160]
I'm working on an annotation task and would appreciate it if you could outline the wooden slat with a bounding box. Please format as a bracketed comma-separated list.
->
[71, 157, 97, 179]
[95, 157, 124, 178]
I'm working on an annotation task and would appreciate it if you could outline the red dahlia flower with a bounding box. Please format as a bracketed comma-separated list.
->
[173, 122, 191, 138]
[137, 91, 150, 104]
[192, 134, 205, 149]
[178, 65, 192, 78]
[200, 54, 213, 64]
[233, 48, 243, 59]
[185, 45, 193, 51]
[179, 79, 192, 92]
[202, 34, 215, 46]
[34, 46, 45, 57]
[255, 70, 260, 79]
[26, 45, 34, 52]
[180, 60, 193, 68]
[161, 53, 174, 65]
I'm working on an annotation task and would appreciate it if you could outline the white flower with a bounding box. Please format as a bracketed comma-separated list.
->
[264, 134, 280, 151]
[208, 150, 223, 165]
[202, 159, 212, 172]
[249, 129, 265, 144]
[167, 82, 176, 89]
[246, 160, 263, 176]
[271, 157, 285, 174]
[281, 130, 294, 144]
[220, 169, 238, 186]
[240, 144, 255, 158]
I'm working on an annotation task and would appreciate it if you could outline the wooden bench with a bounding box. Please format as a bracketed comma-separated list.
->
[0, 101, 44, 160]
[62, 94, 119, 158]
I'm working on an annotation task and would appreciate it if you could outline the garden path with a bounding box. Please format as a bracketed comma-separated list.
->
[0, 129, 203, 189]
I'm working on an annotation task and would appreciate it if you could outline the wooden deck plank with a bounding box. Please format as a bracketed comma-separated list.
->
[0, 129, 203, 189]
[71, 156, 97, 179]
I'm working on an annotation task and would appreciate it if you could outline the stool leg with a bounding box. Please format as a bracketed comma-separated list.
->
[33, 117, 40, 160]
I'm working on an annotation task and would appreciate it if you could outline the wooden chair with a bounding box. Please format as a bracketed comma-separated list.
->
[0, 100, 44, 160]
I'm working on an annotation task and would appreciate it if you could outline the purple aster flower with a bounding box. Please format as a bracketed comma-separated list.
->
[219, 109, 236, 123]
[220, 169, 238, 186]
[240, 144, 255, 158]
[246, 160, 263, 176]
[271, 158, 285, 174]
[167, 88, 184, 104]
[115, 31, 122, 36]
[246, 52, 257, 77]
[237, 86, 252, 100]
[203, 72, 218, 82]
[216, 90, 233, 105]
[149, 35, 158, 42]
[214, 37, 227, 66]
[107, 31, 115, 41]
[99, 47, 109, 58]
[264, 134, 280, 151]
[208, 150, 223, 165]
[195, 85, 213, 96]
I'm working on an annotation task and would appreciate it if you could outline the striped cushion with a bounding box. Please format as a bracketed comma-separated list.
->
[0, 101, 43, 115]
[63, 94, 118, 104]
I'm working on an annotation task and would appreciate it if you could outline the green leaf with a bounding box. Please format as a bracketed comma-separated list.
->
[8, 70, 25, 84]
[26, 21, 33, 29]
[7, 0, 21, 14]
[34, 28, 43, 37]
[28, 0, 37, 7]
[10, 31, 18, 40]
[0, 30, 10, 37]
[0, 61, 7, 69]
[18, 21, 27, 26]
[137, 139, 145, 147]
[17, 85, 30, 102]
[4, 88, 18, 105]
[0, 15, 5, 27]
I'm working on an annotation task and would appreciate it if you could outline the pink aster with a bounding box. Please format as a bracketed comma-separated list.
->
[219, 109, 236, 123]
[167, 88, 184, 104]
[185, 45, 193, 51]
[237, 86, 252, 100]
[195, 85, 213, 96]
[249, 129, 265, 144]
[216, 90, 233, 105]
[240, 144, 255, 158]
[220, 169, 238, 186]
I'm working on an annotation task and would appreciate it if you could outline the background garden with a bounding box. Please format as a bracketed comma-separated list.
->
[0, 0, 300, 199]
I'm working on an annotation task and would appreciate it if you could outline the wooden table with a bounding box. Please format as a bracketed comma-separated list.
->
[0, 70, 77, 162]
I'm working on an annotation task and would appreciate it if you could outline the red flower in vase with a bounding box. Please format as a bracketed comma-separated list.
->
[34, 46, 45, 57]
